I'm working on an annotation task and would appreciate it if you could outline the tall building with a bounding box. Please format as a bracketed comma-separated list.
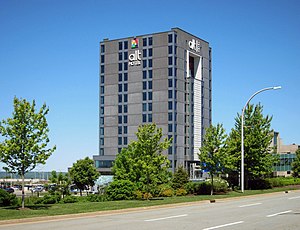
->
[93, 28, 212, 175]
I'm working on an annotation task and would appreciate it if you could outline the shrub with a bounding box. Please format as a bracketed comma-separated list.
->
[248, 179, 272, 190]
[266, 177, 300, 188]
[0, 189, 18, 207]
[206, 178, 229, 193]
[62, 195, 78, 203]
[106, 179, 136, 200]
[35, 194, 60, 204]
[172, 165, 189, 189]
[160, 188, 174, 197]
[86, 194, 109, 202]
[134, 190, 143, 200]
[143, 192, 153, 200]
[176, 188, 187, 196]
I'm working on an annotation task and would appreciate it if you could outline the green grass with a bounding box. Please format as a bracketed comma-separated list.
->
[0, 186, 298, 221]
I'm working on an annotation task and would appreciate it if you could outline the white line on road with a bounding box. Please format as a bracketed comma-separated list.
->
[144, 214, 188, 222]
[267, 210, 292, 217]
[288, 196, 300, 200]
[202, 221, 244, 230]
[239, 202, 262, 208]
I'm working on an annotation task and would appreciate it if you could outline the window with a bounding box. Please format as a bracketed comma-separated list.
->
[124, 62, 128, 71]
[148, 59, 152, 68]
[148, 114, 152, 122]
[143, 49, 147, 57]
[119, 73, 122, 82]
[148, 81, 152, 89]
[142, 114, 147, 122]
[118, 137, 122, 145]
[148, 37, 153, 46]
[143, 92, 147, 101]
[101, 55, 105, 63]
[124, 83, 128, 92]
[100, 148, 104, 156]
[119, 42, 122, 50]
[101, 44, 105, 53]
[168, 45, 172, 54]
[100, 127, 104, 135]
[143, 60, 147, 68]
[124, 126, 128, 134]
[148, 70, 152, 78]
[119, 52, 122, 61]
[168, 147, 172, 155]
[143, 38, 147, 46]
[168, 112, 172, 121]
[100, 107, 104, 115]
[168, 34, 172, 43]
[168, 90, 172, 99]
[124, 137, 128, 145]
[142, 103, 147, 111]
[118, 95, 122, 103]
[124, 41, 128, 49]
[118, 84, 122, 92]
[124, 73, 128, 81]
[168, 124, 173, 132]
[118, 116, 122, 124]
[100, 138, 104, 145]
[143, 81, 147, 90]
[118, 126, 122, 134]
[124, 104, 128, 113]
[124, 115, 127, 124]
[148, 103, 152, 111]
[100, 96, 104, 104]
[124, 51, 128, 60]
[148, 92, 152, 100]
[101, 65, 104, 74]
[100, 86, 104, 94]
[148, 48, 152, 57]
[168, 79, 172, 87]
[118, 63, 122, 71]
[143, 70, 147, 79]
[100, 75, 104, 84]
[100, 117, 104, 125]
[124, 94, 128, 103]
[168, 56, 172, 65]
[168, 101, 172, 110]
[118, 105, 122, 113]
[168, 68, 172, 76]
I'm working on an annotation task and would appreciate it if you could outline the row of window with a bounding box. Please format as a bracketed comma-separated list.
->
[118, 37, 153, 50]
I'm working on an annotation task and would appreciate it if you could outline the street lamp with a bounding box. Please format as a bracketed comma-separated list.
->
[241, 86, 281, 193]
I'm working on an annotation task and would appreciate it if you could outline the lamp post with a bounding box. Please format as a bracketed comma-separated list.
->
[241, 86, 281, 193]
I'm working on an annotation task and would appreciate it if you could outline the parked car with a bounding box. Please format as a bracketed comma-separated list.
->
[31, 186, 44, 193]
[4, 187, 14, 193]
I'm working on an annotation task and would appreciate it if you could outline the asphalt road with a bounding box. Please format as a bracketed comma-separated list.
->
[1, 190, 300, 230]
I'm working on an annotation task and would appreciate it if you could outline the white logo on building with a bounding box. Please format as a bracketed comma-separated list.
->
[189, 39, 201, 53]
[129, 50, 141, 66]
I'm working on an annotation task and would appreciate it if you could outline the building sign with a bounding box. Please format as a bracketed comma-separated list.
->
[189, 39, 201, 53]
[129, 50, 141, 66]
[131, 38, 138, 49]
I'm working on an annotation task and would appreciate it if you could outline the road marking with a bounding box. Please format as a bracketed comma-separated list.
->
[239, 202, 262, 208]
[267, 210, 292, 217]
[288, 196, 300, 200]
[202, 221, 244, 230]
[144, 214, 188, 222]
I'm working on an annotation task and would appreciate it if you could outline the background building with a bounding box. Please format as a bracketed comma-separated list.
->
[271, 132, 299, 177]
[93, 28, 212, 175]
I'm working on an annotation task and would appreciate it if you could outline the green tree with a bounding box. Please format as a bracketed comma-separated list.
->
[49, 171, 71, 198]
[69, 157, 100, 196]
[0, 97, 56, 208]
[112, 123, 172, 196]
[292, 149, 300, 178]
[198, 123, 229, 195]
[226, 104, 278, 189]
[172, 165, 189, 189]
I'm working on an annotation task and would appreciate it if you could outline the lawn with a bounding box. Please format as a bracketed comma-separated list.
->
[0, 186, 298, 222]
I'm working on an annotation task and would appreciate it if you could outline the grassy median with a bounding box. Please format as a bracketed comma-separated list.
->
[0, 187, 299, 222]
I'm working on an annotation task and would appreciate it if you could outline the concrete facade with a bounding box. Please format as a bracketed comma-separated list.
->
[94, 28, 212, 175]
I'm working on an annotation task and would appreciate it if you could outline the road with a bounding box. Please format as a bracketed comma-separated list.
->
[1, 190, 300, 230]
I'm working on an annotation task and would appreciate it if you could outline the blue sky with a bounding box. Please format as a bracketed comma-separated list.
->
[0, 0, 299, 172]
